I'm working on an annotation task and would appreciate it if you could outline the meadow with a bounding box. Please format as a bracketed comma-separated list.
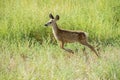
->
[0, 0, 120, 80]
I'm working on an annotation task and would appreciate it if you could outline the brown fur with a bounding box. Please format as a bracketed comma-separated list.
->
[45, 14, 99, 57]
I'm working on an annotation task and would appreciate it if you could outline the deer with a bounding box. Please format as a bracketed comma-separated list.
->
[44, 13, 99, 57]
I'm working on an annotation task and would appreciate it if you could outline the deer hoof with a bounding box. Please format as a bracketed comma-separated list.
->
[67, 49, 74, 54]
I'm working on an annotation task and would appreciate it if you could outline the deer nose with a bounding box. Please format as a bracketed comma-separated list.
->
[44, 24, 48, 26]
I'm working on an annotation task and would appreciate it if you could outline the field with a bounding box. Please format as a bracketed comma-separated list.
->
[0, 0, 120, 80]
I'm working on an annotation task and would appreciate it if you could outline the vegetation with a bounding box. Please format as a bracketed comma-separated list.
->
[0, 0, 120, 80]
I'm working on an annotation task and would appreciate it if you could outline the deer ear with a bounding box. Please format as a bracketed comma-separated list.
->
[55, 15, 59, 20]
[49, 13, 54, 19]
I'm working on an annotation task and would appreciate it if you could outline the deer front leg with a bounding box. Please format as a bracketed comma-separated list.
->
[59, 41, 74, 54]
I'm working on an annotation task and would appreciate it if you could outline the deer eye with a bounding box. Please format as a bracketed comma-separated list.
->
[50, 22, 52, 24]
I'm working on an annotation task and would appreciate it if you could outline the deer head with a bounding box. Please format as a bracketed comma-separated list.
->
[44, 13, 59, 27]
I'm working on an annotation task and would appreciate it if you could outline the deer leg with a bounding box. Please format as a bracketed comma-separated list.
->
[65, 48, 74, 54]
[60, 41, 74, 54]
[82, 47, 88, 61]
[80, 40, 99, 57]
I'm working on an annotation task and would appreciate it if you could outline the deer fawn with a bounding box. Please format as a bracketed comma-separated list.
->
[44, 13, 99, 57]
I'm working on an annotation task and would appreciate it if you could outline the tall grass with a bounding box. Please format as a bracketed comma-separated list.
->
[0, 41, 120, 80]
[0, 0, 120, 44]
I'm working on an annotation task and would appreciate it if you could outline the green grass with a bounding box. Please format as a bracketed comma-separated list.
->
[0, 0, 120, 80]
[0, 0, 120, 43]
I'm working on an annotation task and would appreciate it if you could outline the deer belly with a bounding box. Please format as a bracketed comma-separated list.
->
[65, 38, 78, 43]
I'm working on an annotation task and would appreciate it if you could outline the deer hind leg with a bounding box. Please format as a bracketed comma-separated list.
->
[79, 39, 99, 57]
[60, 41, 74, 54]
[82, 47, 88, 61]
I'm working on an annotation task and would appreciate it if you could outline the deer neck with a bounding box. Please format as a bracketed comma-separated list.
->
[52, 23, 60, 40]
[52, 22, 60, 34]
